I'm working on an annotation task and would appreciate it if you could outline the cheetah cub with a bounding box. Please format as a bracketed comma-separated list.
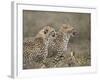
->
[47, 24, 78, 67]
[23, 26, 56, 69]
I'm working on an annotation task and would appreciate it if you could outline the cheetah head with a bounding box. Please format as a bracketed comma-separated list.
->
[59, 24, 79, 37]
[48, 30, 57, 41]
[36, 26, 56, 40]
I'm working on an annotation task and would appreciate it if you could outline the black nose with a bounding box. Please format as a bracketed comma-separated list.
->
[52, 33, 55, 37]
[72, 31, 79, 37]
[51, 31, 56, 37]
[73, 32, 76, 35]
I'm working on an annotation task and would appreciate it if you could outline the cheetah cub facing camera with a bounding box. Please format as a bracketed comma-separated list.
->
[23, 26, 56, 69]
[47, 24, 78, 67]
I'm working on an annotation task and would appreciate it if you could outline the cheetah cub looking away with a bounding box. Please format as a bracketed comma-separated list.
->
[47, 24, 78, 67]
[23, 26, 56, 69]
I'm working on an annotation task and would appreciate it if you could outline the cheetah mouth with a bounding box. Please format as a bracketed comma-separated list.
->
[50, 31, 56, 37]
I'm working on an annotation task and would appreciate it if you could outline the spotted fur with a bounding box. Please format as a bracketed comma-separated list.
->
[23, 26, 56, 69]
[47, 24, 76, 67]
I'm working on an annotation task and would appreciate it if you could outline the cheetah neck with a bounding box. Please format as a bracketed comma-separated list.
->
[35, 34, 48, 46]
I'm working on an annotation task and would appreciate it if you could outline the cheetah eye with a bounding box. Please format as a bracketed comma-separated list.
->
[63, 26, 68, 29]
[44, 29, 48, 34]
[44, 31, 47, 34]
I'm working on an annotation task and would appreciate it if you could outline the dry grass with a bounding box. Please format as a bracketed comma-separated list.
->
[23, 10, 91, 69]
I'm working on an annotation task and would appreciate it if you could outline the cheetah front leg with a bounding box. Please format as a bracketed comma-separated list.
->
[52, 51, 65, 66]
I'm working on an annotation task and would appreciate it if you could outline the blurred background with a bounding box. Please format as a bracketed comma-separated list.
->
[23, 10, 91, 67]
